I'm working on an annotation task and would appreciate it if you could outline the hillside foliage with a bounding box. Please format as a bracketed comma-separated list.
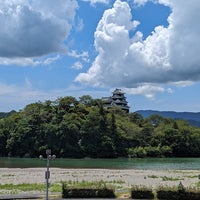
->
[0, 95, 200, 158]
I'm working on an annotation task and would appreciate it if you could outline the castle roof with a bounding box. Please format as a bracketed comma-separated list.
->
[102, 89, 129, 112]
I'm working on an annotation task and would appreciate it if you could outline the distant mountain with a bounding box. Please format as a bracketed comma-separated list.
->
[136, 110, 200, 127]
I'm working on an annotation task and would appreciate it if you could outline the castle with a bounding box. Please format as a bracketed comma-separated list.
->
[102, 89, 129, 112]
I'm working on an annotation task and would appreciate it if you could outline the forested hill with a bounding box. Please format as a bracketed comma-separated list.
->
[0, 96, 200, 158]
[136, 110, 200, 127]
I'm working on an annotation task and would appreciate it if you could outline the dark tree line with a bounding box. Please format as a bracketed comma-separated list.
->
[0, 95, 200, 158]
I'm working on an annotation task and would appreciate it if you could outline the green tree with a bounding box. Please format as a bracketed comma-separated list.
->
[128, 146, 147, 158]
[79, 95, 93, 106]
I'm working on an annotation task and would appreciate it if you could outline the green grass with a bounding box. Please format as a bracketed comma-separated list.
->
[0, 183, 63, 194]
[148, 175, 159, 179]
[185, 175, 198, 179]
[147, 175, 184, 181]
[1, 174, 15, 177]
[196, 181, 200, 188]
[0, 183, 45, 191]
[50, 183, 62, 192]
[61, 180, 110, 189]
[0, 179, 126, 195]
[106, 180, 125, 184]
[61, 179, 126, 189]
[161, 176, 184, 181]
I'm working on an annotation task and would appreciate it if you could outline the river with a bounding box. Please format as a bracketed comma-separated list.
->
[0, 157, 200, 170]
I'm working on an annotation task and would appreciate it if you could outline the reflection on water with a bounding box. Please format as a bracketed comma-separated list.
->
[0, 157, 200, 170]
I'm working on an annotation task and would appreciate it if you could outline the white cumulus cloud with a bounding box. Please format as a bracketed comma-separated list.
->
[124, 85, 164, 100]
[0, 0, 78, 64]
[133, 0, 149, 6]
[71, 61, 84, 70]
[76, 0, 200, 98]
[81, 0, 110, 5]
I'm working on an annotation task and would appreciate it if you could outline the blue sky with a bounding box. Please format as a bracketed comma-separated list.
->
[0, 0, 200, 112]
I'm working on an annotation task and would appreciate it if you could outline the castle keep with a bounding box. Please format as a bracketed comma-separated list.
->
[102, 89, 129, 112]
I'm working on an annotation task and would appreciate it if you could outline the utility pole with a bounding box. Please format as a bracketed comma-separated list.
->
[40, 149, 56, 200]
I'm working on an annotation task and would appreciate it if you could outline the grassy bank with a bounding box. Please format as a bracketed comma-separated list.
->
[0, 180, 200, 199]
[0, 183, 61, 194]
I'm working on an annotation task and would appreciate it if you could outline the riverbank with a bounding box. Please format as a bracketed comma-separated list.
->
[0, 168, 199, 189]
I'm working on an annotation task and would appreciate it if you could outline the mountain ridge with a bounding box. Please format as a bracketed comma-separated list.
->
[136, 110, 200, 127]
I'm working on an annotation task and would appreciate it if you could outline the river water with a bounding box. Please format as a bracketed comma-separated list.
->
[0, 157, 200, 170]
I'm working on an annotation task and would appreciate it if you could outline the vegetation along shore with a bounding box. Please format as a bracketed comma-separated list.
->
[1, 95, 200, 158]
